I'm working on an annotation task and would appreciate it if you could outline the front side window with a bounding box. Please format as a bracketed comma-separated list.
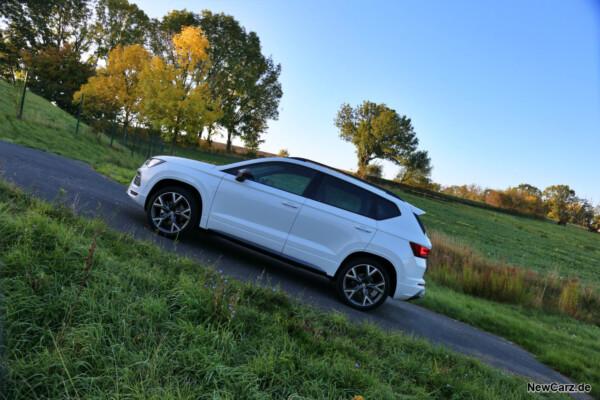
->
[226, 162, 317, 196]
[314, 175, 374, 217]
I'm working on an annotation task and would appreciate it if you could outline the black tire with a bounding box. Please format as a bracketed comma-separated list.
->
[146, 186, 200, 238]
[336, 256, 391, 311]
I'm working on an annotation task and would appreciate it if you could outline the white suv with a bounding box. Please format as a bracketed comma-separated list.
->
[128, 156, 431, 310]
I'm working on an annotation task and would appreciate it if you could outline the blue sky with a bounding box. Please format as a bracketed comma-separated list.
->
[140, 0, 600, 203]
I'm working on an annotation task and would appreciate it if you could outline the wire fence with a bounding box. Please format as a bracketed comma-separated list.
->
[9, 78, 256, 163]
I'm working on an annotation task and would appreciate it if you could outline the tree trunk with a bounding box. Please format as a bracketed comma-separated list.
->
[226, 128, 232, 152]
[206, 125, 213, 147]
[170, 128, 179, 156]
[357, 155, 369, 178]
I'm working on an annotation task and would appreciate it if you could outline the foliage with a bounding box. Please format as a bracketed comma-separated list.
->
[334, 101, 419, 177]
[277, 149, 290, 157]
[200, 10, 283, 151]
[0, 29, 21, 82]
[439, 182, 599, 224]
[543, 185, 575, 221]
[148, 9, 201, 64]
[90, 0, 150, 65]
[138, 26, 221, 155]
[366, 163, 383, 178]
[568, 197, 595, 226]
[395, 150, 432, 183]
[75, 44, 151, 124]
[21, 44, 94, 115]
[0, 0, 92, 54]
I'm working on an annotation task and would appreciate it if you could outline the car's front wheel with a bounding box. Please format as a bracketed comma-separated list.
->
[147, 186, 199, 238]
[336, 257, 391, 310]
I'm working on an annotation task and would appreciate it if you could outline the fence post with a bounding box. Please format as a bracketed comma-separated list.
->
[147, 131, 152, 158]
[110, 114, 116, 147]
[17, 70, 29, 120]
[131, 124, 137, 157]
[75, 93, 84, 134]
[123, 122, 128, 146]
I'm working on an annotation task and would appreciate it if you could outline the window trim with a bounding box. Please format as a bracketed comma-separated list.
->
[224, 161, 319, 198]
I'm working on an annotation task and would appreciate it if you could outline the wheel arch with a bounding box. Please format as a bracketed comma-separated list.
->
[335, 252, 398, 298]
[145, 179, 203, 215]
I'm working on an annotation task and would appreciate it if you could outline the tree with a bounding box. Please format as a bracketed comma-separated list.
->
[1, 0, 92, 53]
[366, 163, 383, 178]
[22, 43, 94, 115]
[277, 149, 290, 157]
[138, 26, 221, 155]
[200, 11, 282, 151]
[516, 183, 541, 197]
[90, 0, 150, 65]
[335, 101, 419, 177]
[75, 44, 151, 126]
[569, 197, 594, 226]
[148, 9, 201, 64]
[592, 206, 600, 229]
[543, 185, 575, 221]
[395, 150, 432, 184]
[0, 29, 21, 82]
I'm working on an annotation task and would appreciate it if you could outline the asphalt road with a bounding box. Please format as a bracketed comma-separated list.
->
[0, 141, 590, 398]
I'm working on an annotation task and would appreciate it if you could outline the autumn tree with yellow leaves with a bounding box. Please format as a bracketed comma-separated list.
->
[138, 26, 222, 155]
[74, 44, 151, 130]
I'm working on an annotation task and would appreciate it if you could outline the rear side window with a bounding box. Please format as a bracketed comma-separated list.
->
[374, 196, 401, 220]
[314, 175, 373, 217]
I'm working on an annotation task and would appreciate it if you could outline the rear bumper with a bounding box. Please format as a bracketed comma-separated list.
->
[406, 289, 425, 301]
[392, 280, 426, 300]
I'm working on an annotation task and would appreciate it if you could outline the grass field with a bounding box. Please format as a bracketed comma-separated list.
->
[2, 78, 599, 397]
[390, 189, 600, 286]
[0, 180, 562, 399]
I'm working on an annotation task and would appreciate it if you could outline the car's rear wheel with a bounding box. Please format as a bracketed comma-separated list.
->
[147, 186, 199, 238]
[336, 257, 390, 310]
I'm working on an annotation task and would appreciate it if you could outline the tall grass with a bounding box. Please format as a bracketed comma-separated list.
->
[427, 231, 600, 325]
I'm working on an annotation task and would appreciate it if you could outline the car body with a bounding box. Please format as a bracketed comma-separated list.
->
[127, 156, 431, 310]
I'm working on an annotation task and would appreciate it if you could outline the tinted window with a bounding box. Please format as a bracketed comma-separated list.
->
[226, 162, 316, 196]
[374, 196, 401, 220]
[314, 175, 373, 217]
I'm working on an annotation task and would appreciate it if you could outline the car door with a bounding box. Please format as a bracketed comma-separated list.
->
[207, 162, 318, 253]
[282, 174, 377, 275]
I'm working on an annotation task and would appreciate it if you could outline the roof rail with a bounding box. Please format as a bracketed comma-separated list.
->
[288, 157, 404, 202]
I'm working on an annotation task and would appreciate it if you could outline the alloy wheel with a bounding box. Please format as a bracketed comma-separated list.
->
[342, 263, 386, 307]
[150, 191, 192, 235]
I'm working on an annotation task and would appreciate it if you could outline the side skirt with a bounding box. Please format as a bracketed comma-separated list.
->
[208, 229, 330, 278]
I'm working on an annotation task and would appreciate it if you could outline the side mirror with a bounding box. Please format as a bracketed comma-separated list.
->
[235, 169, 254, 182]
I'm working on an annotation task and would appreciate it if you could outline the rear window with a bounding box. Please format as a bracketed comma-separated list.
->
[374, 196, 401, 220]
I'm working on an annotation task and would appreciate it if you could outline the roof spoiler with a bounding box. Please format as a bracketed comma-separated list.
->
[409, 204, 426, 216]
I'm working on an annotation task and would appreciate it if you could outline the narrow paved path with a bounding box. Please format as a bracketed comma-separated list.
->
[1, 141, 591, 399]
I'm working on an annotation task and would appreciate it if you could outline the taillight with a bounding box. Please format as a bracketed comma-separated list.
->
[410, 242, 431, 259]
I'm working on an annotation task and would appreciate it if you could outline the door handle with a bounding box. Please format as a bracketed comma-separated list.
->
[355, 225, 372, 233]
[282, 201, 299, 209]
